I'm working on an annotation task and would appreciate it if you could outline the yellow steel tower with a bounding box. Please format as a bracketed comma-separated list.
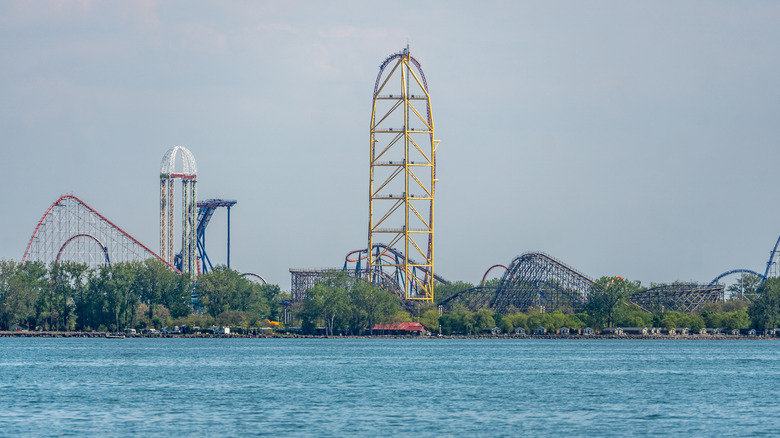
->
[369, 47, 439, 301]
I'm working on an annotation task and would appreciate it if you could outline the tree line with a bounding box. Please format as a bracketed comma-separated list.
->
[0, 260, 282, 332]
[427, 274, 780, 334]
[3, 259, 779, 335]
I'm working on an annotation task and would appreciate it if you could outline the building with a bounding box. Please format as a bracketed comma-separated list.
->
[372, 322, 429, 336]
[10, 323, 29, 332]
[623, 327, 648, 336]
[485, 327, 502, 336]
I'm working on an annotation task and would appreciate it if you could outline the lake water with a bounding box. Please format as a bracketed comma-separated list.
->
[0, 338, 778, 436]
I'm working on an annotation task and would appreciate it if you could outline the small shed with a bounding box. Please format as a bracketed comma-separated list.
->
[602, 327, 623, 336]
[484, 326, 501, 336]
[514, 327, 526, 335]
[10, 323, 29, 332]
[535, 327, 547, 335]
[623, 327, 648, 336]
[558, 327, 570, 335]
[582, 327, 594, 335]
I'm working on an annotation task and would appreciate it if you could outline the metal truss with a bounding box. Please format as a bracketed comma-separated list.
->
[494, 252, 594, 312]
[369, 46, 440, 301]
[709, 269, 765, 286]
[438, 285, 497, 311]
[160, 145, 197, 275]
[344, 244, 447, 296]
[241, 272, 268, 285]
[22, 195, 176, 271]
[765, 235, 780, 278]
[630, 283, 724, 313]
[196, 199, 237, 274]
[439, 252, 593, 313]
[289, 268, 403, 302]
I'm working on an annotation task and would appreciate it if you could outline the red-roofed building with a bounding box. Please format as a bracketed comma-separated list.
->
[372, 321, 429, 336]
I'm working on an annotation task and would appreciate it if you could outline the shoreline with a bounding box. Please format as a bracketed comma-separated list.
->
[1, 331, 777, 340]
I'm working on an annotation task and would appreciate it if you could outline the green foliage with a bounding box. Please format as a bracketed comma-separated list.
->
[498, 317, 514, 334]
[439, 308, 475, 335]
[749, 278, 780, 329]
[298, 271, 400, 335]
[614, 303, 653, 328]
[433, 281, 475, 304]
[726, 273, 763, 301]
[419, 309, 440, 332]
[586, 276, 641, 329]
[0, 259, 283, 332]
[474, 309, 496, 332]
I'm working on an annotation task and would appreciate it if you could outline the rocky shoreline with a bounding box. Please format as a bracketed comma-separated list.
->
[1, 331, 778, 340]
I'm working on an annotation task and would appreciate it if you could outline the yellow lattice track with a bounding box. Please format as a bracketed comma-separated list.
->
[369, 47, 439, 301]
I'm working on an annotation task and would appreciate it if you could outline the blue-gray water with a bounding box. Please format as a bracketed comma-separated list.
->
[1, 338, 778, 437]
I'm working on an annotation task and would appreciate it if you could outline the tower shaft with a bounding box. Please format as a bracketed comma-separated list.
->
[368, 48, 439, 301]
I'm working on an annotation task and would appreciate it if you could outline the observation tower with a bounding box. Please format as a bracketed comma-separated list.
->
[160, 146, 197, 275]
[368, 46, 440, 301]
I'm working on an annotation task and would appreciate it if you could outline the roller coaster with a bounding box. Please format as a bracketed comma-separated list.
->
[22, 194, 177, 271]
[368, 46, 439, 301]
[23, 193, 245, 278]
[17, 46, 780, 317]
[440, 252, 594, 313]
[23, 147, 251, 279]
[289, 243, 449, 302]
[440, 252, 728, 314]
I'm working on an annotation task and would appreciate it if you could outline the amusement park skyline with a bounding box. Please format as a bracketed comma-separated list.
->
[2, 1, 780, 289]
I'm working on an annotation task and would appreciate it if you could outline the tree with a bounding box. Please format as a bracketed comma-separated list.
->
[614, 303, 652, 328]
[0, 260, 44, 330]
[586, 277, 638, 329]
[197, 266, 250, 319]
[135, 259, 191, 320]
[750, 278, 780, 329]
[498, 317, 514, 334]
[473, 308, 496, 332]
[727, 273, 763, 301]
[300, 271, 351, 336]
[688, 314, 705, 333]
[90, 263, 138, 331]
[433, 281, 475, 304]
[723, 308, 751, 330]
[48, 261, 88, 331]
[349, 280, 399, 334]
[420, 309, 441, 333]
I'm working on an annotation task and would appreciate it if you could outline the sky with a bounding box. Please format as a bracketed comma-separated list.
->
[2, 0, 780, 290]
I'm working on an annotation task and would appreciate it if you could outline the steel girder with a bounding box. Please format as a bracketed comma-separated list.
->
[368, 47, 439, 301]
[630, 284, 724, 313]
[23, 195, 177, 272]
[438, 253, 593, 313]
[493, 252, 594, 312]
[289, 268, 403, 302]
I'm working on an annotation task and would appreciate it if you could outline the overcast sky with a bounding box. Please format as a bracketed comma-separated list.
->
[2, 1, 780, 290]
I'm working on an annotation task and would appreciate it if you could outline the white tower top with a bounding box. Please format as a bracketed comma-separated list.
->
[160, 145, 197, 176]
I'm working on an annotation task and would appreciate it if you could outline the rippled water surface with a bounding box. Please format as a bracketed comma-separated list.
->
[1, 338, 778, 436]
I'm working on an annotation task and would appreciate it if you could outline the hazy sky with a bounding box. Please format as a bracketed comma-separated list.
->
[2, 1, 780, 290]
